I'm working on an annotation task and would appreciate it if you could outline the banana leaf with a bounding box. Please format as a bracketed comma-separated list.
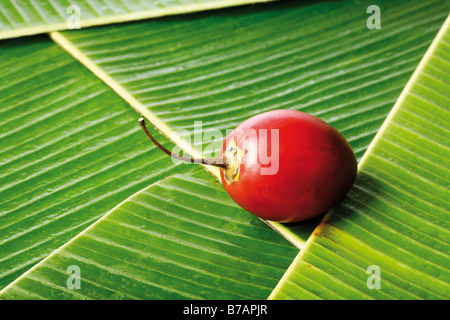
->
[51, 0, 450, 244]
[0, 0, 270, 40]
[0, 170, 298, 299]
[269, 16, 450, 300]
[0, 35, 193, 290]
[1, 0, 449, 300]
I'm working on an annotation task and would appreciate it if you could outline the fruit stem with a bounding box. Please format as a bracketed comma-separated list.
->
[138, 118, 227, 168]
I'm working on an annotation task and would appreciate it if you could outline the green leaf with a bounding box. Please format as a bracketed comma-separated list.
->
[51, 0, 450, 244]
[269, 16, 450, 300]
[0, 171, 298, 299]
[0, 35, 192, 290]
[2, 0, 449, 301]
[0, 0, 271, 40]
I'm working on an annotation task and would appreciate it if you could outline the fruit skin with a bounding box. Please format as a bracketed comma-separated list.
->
[219, 109, 357, 223]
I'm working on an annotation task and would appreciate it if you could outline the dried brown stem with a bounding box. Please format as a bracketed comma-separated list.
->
[138, 118, 227, 169]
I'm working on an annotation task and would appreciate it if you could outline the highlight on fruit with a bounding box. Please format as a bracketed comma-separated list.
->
[138, 109, 357, 223]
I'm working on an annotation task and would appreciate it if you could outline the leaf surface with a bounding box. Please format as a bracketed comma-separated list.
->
[0, 171, 298, 299]
[51, 0, 450, 245]
[0, 0, 271, 40]
[269, 16, 450, 300]
[0, 35, 190, 290]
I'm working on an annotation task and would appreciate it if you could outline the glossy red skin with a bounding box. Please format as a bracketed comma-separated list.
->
[220, 109, 357, 223]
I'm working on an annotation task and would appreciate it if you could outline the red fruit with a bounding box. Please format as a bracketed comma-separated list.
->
[138, 109, 357, 223]
[219, 110, 357, 223]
